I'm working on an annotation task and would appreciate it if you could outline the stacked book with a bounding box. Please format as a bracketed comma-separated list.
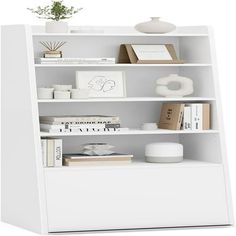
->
[41, 138, 62, 167]
[159, 103, 210, 130]
[63, 153, 133, 166]
[35, 57, 116, 64]
[40, 115, 127, 133]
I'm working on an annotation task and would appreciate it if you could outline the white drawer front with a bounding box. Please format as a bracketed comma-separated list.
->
[45, 165, 229, 232]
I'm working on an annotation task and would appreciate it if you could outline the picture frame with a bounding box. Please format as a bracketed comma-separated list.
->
[76, 71, 126, 98]
[118, 44, 184, 64]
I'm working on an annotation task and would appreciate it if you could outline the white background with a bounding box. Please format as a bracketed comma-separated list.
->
[0, 0, 235, 235]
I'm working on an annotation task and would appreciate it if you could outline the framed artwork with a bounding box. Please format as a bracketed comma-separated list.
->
[76, 71, 126, 98]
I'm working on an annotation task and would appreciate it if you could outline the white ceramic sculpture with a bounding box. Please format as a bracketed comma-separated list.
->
[156, 74, 194, 97]
[135, 17, 176, 34]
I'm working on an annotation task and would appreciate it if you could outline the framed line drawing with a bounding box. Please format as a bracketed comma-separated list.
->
[76, 71, 126, 98]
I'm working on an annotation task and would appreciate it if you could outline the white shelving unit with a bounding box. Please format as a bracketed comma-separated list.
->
[1, 25, 233, 234]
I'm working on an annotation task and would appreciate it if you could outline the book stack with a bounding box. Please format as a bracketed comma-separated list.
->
[159, 103, 210, 130]
[41, 138, 63, 167]
[35, 57, 116, 64]
[40, 115, 127, 133]
[63, 153, 133, 166]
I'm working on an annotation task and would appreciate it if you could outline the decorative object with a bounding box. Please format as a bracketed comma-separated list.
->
[141, 123, 158, 130]
[118, 44, 184, 64]
[156, 74, 194, 97]
[52, 84, 72, 91]
[80, 143, 115, 156]
[40, 41, 66, 58]
[145, 142, 183, 163]
[37, 88, 54, 99]
[71, 89, 90, 99]
[76, 71, 126, 98]
[54, 90, 70, 99]
[27, 0, 82, 33]
[135, 17, 176, 34]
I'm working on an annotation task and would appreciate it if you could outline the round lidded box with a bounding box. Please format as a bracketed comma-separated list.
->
[145, 142, 183, 163]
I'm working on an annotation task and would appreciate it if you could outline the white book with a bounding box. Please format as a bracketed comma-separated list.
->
[54, 139, 62, 167]
[40, 115, 120, 124]
[40, 123, 119, 130]
[36, 58, 116, 64]
[191, 104, 203, 130]
[41, 139, 47, 167]
[41, 127, 129, 133]
[47, 139, 54, 167]
[183, 106, 191, 130]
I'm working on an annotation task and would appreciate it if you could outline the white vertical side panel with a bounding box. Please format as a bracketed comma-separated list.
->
[1, 25, 48, 233]
[208, 26, 234, 224]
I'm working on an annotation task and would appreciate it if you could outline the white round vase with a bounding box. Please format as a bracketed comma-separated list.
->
[135, 17, 176, 34]
[45, 21, 68, 33]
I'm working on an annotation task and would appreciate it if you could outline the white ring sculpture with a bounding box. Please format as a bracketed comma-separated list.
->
[156, 74, 194, 97]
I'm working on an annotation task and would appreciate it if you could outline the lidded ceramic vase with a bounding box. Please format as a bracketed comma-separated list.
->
[135, 17, 176, 34]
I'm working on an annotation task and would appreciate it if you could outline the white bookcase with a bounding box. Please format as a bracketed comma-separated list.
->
[1, 25, 234, 234]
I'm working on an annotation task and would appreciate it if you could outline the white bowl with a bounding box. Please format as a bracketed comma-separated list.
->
[71, 89, 90, 99]
[54, 90, 71, 99]
[52, 84, 72, 91]
[37, 88, 54, 99]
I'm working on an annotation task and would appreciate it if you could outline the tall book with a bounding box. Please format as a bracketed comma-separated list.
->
[47, 139, 54, 167]
[202, 104, 210, 130]
[158, 103, 185, 130]
[40, 139, 47, 167]
[183, 105, 192, 130]
[54, 139, 63, 167]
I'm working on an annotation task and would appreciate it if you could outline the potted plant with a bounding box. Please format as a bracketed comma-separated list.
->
[28, 0, 82, 33]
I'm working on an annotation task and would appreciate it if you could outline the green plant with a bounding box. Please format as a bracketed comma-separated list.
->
[27, 0, 82, 21]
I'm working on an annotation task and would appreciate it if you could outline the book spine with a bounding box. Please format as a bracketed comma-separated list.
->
[191, 104, 203, 130]
[183, 106, 192, 130]
[54, 139, 62, 167]
[47, 139, 54, 167]
[203, 104, 210, 130]
[177, 104, 185, 130]
[41, 139, 47, 167]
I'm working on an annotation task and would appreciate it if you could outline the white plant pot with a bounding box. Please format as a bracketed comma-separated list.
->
[135, 17, 176, 34]
[45, 21, 68, 33]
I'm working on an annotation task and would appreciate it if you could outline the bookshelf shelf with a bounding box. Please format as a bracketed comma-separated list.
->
[38, 97, 215, 103]
[2, 25, 233, 234]
[40, 129, 219, 137]
[35, 63, 212, 68]
[44, 159, 220, 171]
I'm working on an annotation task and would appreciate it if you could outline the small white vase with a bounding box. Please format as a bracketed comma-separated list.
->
[45, 21, 68, 33]
[135, 17, 176, 34]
